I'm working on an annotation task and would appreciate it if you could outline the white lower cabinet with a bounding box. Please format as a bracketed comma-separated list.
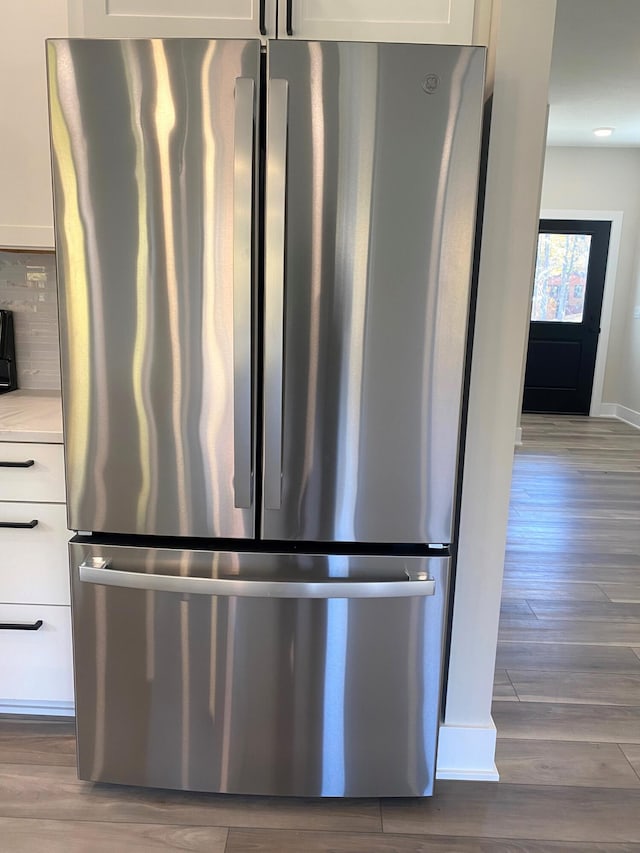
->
[0, 444, 65, 503]
[0, 604, 73, 710]
[0, 503, 70, 605]
[0, 435, 72, 715]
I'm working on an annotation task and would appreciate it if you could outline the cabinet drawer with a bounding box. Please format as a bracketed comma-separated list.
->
[0, 503, 70, 605]
[0, 603, 73, 704]
[0, 443, 65, 503]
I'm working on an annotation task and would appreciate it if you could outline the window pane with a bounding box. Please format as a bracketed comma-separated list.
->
[531, 232, 591, 322]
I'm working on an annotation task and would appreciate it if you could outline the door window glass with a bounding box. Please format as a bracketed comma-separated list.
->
[531, 232, 591, 322]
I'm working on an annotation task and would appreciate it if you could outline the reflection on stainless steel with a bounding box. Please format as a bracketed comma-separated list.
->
[180, 596, 190, 788]
[90, 584, 106, 781]
[421, 51, 482, 528]
[48, 39, 260, 538]
[199, 40, 222, 534]
[123, 42, 154, 532]
[300, 42, 325, 525]
[70, 542, 449, 797]
[335, 46, 377, 540]
[263, 78, 289, 510]
[262, 42, 485, 544]
[47, 43, 92, 517]
[322, 597, 347, 794]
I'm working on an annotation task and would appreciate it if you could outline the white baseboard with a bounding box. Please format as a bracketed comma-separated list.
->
[594, 403, 640, 430]
[1, 703, 499, 779]
[514, 426, 523, 446]
[615, 404, 640, 429]
[597, 403, 618, 418]
[0, 700, 75, 717]
[436, 719, 499, 781]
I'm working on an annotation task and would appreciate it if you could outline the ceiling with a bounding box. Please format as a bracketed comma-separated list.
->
[547, 0, 640, 147]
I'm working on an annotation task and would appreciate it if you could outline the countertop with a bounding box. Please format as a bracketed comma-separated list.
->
[0, 390, 63, 443]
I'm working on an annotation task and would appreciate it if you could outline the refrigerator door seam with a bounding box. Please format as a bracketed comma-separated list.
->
[263, 77, 288, 510]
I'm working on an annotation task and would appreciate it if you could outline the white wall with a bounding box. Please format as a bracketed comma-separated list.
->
[0, 0, 68, 248]
[437, 0, 557, 781]
[541, 147, 640, 417]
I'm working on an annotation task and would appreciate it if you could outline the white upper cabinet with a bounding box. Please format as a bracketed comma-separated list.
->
[2, 0, 477, 248]
[70, 0, 476, 43]
[278, 0, 476, 44]
[69, 0, 278, 38]
[0, 0, 68, 249]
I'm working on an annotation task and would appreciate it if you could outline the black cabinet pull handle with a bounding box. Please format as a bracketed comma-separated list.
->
[0, 620, 43, 631]
[0, 519, 39, 529]
[286, 0, 293, 35]
[259, 0, 266, 34]
[0, 460, 35, 468]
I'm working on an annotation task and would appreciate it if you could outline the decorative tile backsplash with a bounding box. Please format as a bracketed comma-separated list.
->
[0, 250, 61, 391]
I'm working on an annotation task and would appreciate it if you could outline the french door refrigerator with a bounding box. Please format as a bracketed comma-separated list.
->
[47, 38, 485, 798]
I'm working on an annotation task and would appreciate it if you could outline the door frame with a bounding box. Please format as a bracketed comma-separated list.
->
[539, 208, 622, 416]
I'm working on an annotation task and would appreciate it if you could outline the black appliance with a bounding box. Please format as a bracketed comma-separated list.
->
[0, 309, 17, 394]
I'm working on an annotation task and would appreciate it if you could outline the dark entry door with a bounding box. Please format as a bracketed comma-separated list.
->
[523, 219, 610, 414]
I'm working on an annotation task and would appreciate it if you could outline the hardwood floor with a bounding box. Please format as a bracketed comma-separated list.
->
[1, 414, 639, 851]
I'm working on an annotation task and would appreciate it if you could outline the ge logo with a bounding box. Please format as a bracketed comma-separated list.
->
[422, 74, 440, 94]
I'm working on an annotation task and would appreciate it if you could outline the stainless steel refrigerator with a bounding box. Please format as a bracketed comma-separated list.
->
[47, 38, 485, 797]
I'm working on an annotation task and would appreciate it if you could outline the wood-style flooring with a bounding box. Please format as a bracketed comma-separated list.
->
[1, 414, 639, 851]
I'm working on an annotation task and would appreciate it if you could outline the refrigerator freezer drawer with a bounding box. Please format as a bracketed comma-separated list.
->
[69, 542, 449, 797]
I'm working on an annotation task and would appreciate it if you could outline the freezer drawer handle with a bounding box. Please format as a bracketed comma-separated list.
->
[78, 559, 436, 600]
[0, 459, 35, 468]
[0, 620, 43, 631]
[0, 519, 38, 529]
[264, 78, 289, 510]
[233, 77, 256, 510]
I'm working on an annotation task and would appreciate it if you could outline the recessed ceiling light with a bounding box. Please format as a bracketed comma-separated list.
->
[593, 127, 614, 137]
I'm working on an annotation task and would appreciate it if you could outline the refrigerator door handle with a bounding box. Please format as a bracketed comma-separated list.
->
[264, 78, 289, 510]
[233, 77, 256, 509]
[78, 559, 436, 600]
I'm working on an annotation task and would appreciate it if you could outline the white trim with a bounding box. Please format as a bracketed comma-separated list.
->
[0, 700, 74, 717]
[596, 402, 618, 418]
[436, 720, 499, 781]
[0, 225, 55, 250]
[616, 404, 640, 429]
[445, 0, 556, 747]
[539, 208, 622, 417]
[514, 426, 523, 446]
[594, 402, 640, 430]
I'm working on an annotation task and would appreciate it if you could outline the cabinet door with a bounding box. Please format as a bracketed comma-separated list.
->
[0, 604, 73, 708]
[0, 503, 70, 606]
[70, 0, 277, 38]
[278, 0, 475, 44]
[0, 444, 65, 503]
[0, 0, 67, 249]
